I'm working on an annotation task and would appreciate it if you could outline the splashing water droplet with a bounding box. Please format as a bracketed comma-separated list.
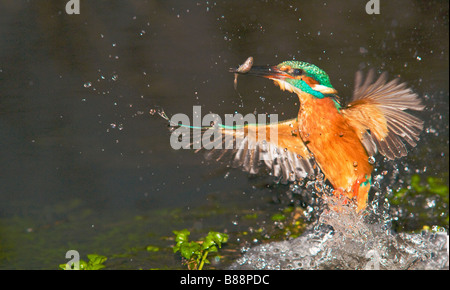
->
[84, 82, 92, 88]
[368, 156, 376, 164]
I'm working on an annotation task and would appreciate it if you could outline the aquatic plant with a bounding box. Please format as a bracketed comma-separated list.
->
[173, 229, 228, 270]
[391, 173, 449, 231]
[59, 254, 107, 270]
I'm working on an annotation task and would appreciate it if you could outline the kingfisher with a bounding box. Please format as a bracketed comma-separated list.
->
[165, 59, 424, 212]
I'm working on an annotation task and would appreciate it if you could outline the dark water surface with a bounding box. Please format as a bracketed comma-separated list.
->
[0, 0, 448, 269]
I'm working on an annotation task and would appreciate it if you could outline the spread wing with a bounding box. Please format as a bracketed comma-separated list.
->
[174, 118, 317, 183]
[341, 69, 425, 160]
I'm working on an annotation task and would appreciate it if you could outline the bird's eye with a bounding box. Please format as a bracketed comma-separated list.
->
[292, 69, 303, 76]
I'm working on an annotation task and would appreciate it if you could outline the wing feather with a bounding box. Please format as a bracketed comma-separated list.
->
[342, 69, 425, 160]
[177, 118, 317, 183]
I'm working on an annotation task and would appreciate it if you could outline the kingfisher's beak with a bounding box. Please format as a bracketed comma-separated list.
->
[230, 63, 338, 95]
[229, 65, 290, 80]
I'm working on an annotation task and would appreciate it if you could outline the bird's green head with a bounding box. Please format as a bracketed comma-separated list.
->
[231, 59, 337, 98]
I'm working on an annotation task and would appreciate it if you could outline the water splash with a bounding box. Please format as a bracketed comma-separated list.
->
[230, 171, 448, 270]
[230, 193, 448, 270]
[149, 107, 169, 121]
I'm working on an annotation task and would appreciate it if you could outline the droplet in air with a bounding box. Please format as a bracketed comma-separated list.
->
[368, 156, 376, 164]
[84, 82, 92, 88]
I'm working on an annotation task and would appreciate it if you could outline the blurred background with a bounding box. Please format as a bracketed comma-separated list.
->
[0, 0, 448, 269]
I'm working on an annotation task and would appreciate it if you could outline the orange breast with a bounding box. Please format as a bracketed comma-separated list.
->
[297, 95, 373, 198]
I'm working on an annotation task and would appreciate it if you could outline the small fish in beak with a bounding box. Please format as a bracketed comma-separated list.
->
[232, 56, 253, 90]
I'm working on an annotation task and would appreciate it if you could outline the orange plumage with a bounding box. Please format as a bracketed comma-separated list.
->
[296, 93, 374, 210]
